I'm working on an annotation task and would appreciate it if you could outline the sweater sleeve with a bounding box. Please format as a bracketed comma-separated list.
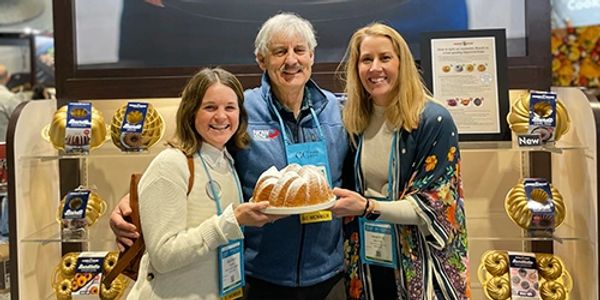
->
[138, 149, 242, 274]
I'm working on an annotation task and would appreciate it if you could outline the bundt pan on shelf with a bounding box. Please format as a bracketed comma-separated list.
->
[504, 181, 566, 231]
[110, 103, 165, 151]
[52, 252, 128, 300]
[506, 92, 571, 141]
[42, 105, 109, 151]
[55, 188, 107, 227]
[477, 250, 573, 300]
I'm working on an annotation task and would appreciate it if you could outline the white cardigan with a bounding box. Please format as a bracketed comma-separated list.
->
[127, 145, 244, 300]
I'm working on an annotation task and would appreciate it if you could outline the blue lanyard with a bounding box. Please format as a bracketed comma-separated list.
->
[271, 101, 326, 146]
[198, 150, 243, 215]
[356, 131, 399, 201]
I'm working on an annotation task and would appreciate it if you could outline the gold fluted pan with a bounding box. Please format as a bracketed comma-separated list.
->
[483, 276, 511, 300]
[51, 252, 129, 300]
[55, 188, 107, 227]
[506, 92, 571, 141]
[42, 105, 110, 151]
[110, 102, 165, 151]
[504, 181, 566, 230]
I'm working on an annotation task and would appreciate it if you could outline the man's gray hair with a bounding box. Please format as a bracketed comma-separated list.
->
[254, 12, 317, 58]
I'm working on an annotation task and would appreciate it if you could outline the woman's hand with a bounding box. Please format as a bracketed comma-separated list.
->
[234, 201, 280, 227]
[330, 188, 368, 217]
[109, 194, 140, 252]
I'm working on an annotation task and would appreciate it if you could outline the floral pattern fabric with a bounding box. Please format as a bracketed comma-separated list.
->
[344, 101, 470, 300]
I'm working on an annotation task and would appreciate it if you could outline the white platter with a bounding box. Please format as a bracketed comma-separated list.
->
[258, 197, 336, 215]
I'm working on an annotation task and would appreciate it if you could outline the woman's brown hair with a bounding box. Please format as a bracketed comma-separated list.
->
[172, 68, 250, 155]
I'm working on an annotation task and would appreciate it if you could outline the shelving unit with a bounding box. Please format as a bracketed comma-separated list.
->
[6, 98, 180, 299]
[463, 88, 598, 299]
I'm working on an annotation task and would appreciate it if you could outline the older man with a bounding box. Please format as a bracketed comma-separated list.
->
[110, 13, 349, 300]
[0, 64, 26, 143]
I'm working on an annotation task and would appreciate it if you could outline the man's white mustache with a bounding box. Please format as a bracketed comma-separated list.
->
[279, 64, 305, 73]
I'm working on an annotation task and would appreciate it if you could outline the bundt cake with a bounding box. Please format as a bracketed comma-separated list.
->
[252, 164, 333, 208]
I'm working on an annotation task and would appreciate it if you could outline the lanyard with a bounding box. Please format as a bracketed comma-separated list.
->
[356, 131, 400, 269]
[198, 150, 245, 299]
[198, 151, 243, 214]
[270, 99, 333, 187]
[271, 101, 326, 146]
[270, 98, 334, 223]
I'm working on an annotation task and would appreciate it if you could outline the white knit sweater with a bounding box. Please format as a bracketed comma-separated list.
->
[127, 145, 244, 300]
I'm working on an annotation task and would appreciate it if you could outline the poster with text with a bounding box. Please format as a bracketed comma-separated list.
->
[431, 37, 500, 134]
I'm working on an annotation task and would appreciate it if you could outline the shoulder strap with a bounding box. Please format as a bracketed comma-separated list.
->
[186, 155, 194, 195]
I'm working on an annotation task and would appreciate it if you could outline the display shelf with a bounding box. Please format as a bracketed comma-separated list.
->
[467, 212, 586, 243]
[19, 145, 167, 161]
[459, 140, 587, 153]
[468, 234, 585, 243]
[20, 223, 113, 244]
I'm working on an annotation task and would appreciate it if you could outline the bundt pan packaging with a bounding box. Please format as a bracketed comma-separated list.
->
[42, 104, 109, 153]
[478, 250, 573, 300]
[507, 91, 571, 143]
[110, 102, 165, 152]
[504, 178, 565, 234]
[52, 252, 128, 300]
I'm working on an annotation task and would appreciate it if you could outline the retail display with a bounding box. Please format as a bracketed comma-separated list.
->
[504, 180, 565, 230]
[51, 252, 128, 300]
[506, 92, 571, 141]
[252, 164, 334, 208]
[42, 105, 109, 151]
[11, 90, 596, 298]
[110, 102, 165, 151]
[478, 250, 573, 300]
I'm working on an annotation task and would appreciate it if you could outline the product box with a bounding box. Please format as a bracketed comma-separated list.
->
[0, 243, 9, 292]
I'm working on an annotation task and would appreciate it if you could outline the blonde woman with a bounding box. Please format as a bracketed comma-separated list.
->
[331, 23, 470, 300]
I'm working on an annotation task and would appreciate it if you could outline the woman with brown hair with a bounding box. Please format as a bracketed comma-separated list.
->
[127, 68, 273, 299]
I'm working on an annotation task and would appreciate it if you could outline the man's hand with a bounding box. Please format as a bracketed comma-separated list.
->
[109, 194, 140, 252]
[144, 0, 164, 7]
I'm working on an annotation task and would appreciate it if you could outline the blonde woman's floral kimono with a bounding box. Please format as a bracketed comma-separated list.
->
[344, 101, 470, 300]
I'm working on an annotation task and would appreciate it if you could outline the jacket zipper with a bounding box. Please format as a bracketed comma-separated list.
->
[296, 223, 306, 285]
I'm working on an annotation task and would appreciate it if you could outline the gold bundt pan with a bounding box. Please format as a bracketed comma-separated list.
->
[110, 103, 165, 151]
[42, 105, 109, 151]
[52, 252, 128, 300]
[478, 250, 574, 300]
[506, 92, 571, 141]
[504, 181, 565, 230]
[55, 188, 107, 227]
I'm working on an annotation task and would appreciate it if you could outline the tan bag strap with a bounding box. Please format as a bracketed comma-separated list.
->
[103, 152, 194, 286]
[103, 173, 144, 285]
[186, 155, 194, 195]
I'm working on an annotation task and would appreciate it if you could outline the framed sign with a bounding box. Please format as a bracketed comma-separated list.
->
[421, 29, 509, 141]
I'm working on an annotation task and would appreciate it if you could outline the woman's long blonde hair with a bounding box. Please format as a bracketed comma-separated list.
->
[340, 23, 430, 138]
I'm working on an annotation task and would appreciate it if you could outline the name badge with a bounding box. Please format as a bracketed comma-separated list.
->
[359, 218, 398, 268]
[218, 240, 244, 299]
[286, 140, 333, 186]
[300, 210, 332, 224]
